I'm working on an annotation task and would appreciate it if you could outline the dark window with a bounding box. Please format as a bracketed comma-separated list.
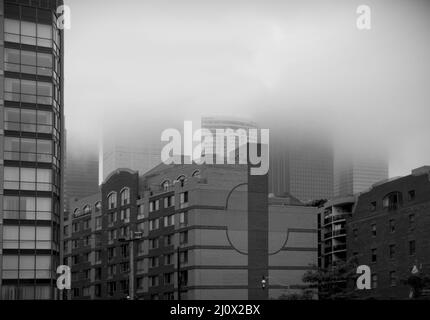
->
[353, 228, 358, 240]
[389, 245, 395, 259]
[372, 274, 378, 289]
[382, 192, 402, 211]
[370, 201, 377, 212]
[371, 224, 376, 237]
[409, 214, 416, 230]
[409, 240, 416, 256]
[389, 219, 395, 233]
[390, 271, 397, 287]
[408, 190, 416, 201]
[371, 249, 377, 263]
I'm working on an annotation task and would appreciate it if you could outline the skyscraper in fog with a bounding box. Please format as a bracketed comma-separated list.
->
[0, 0, 64, 300]
[334, 149, 389, 197]
[102, 140, 162, 181]
[64, 141, 99, 211]
[269, 128, 334, 202]
[201, 116, 259, 161]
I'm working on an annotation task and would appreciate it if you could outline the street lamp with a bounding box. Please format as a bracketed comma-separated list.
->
[119, 231, 143, 300]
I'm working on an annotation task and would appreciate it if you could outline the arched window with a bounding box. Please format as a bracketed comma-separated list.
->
[120, 188, 130, 206]
[108, 192, 117, 209]
[95, 201, 102, 212]
[161, 180, 171, 191]
[73, 208, 80, 217]
[176, 175, 186, 187]
[192, 170, 201, 178]
[83, 205, 91, 215]
[383, 192, 402, 211]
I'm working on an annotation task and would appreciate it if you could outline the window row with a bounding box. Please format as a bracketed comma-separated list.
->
[5, 78, 58, 105]
[369, 241, 416, 263]
[2, 255, 52, 280]
[4, 48, 57, 77]
[4, 107, 54, 134]
[4, 137, 53, 163]
[2, 225, 52, 250]
[4, 18, 59, 48]
[3, 195, 52, 220]
[4, 167, 53, 191]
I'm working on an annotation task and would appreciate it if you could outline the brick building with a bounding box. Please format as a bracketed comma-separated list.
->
[347, 166, 430, 299]
[64, 163, 318, 300]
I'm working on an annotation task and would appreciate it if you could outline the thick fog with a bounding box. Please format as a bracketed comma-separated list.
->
[64, 0, 430, 177]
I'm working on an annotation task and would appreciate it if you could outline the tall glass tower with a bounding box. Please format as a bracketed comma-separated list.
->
[0, 0, 64, 300]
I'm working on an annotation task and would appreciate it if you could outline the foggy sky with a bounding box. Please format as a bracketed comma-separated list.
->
[64, 0, 430, 177]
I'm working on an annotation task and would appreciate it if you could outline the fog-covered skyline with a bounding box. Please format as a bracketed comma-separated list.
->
[64, 0, 430, 178]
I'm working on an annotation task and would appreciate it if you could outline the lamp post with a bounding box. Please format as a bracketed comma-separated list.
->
[119, 230, 143, 300]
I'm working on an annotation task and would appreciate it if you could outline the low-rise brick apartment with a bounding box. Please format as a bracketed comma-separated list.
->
[63, 163, 318, 300]
[347, 166, 430, 299]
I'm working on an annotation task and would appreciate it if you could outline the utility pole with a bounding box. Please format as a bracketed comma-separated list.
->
[177, 246, 181, 300]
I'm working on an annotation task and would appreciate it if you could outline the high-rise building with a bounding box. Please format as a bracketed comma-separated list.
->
[347, 166, 430, 299]
[102, 139, 162, 182]
[64, 140, 99, 212]
[269, 129, 334, 202]
[0, 0, 64, 300]
[201, 116, 259, 162]
[334, 149, 389, 197]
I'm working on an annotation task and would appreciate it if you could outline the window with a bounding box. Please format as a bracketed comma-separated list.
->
[177, 175, 186, 187]
[4, 108, 53, 134]
[180, 192, 189, 208]
[4, 78, 53, 104]
[108, 282, 116, 296]
[382, 192, 402, 211]
[120, 280, 129, 293]
[370, 201, 377, 212]
[108, 248, 116, 260]
[149, 219, 159, 231]
[389, 219, 395, 233]
[73, 288, 80, 298]
[4, 137, 53, 163]
[84, 269, 91, 280]
[84, 235, 91, 246]
[409, 214, 416, 230]
[138, 204, 145, 219]
[108, 230, 116, 242]
[165, 234, 173, 246]
[95, 251, 102, 264]
[164, 273, 173, 285]
[371, 274, 378, 289]
[83, 219, 90, 230]
[180, 231, 188, 245]
[149, 256, 159, 268]
[137, 277, 144, 291]
[137, 222, 145, 233]
[137, 241, 145, 256]
[120, 188, 130, 206]
[63, 225, 69, 237]
[94, 284, 101, 297]
[149, 276, 159, 287]
[409, 240, 416, 256]
[192, 170, 201, 178]
[371, 249, 377, 263]
[180, 251, 188, 264]
[4, 19, 52, 48]
[3, 196, 53, 220]
[121, 244, 129, 258]
[108, 212, 117, 225]
[389, 245, 395, 259]
[95, 217, 102, 230]
[4, 167, 52, 191]
[137, 260, 145, 273]
[164, 292, 175, 300]
[165, 254, 173, 265]
[108, 192, 117, 209]
[120, 262, 130, 273]
[390, 271, 397, 287]
[149, 238, 159, 250]
[179, 271, 188, 286]
[408, 190, 416, 201]
[83, 205, 91, 215]
[164, 195, 175, 208]
[161, 180, 170, 191]
[120, 208, 130, 222]
[179, 212, 187, 226]
[95, 202, 102, 212]
[164, 215, 175, 227]
[371, 224, 376, 237]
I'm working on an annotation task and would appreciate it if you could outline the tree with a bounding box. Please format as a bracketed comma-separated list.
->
[303, 257, 360, 300]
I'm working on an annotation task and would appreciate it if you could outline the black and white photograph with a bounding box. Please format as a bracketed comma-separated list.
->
[0, 0, 430, 316]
